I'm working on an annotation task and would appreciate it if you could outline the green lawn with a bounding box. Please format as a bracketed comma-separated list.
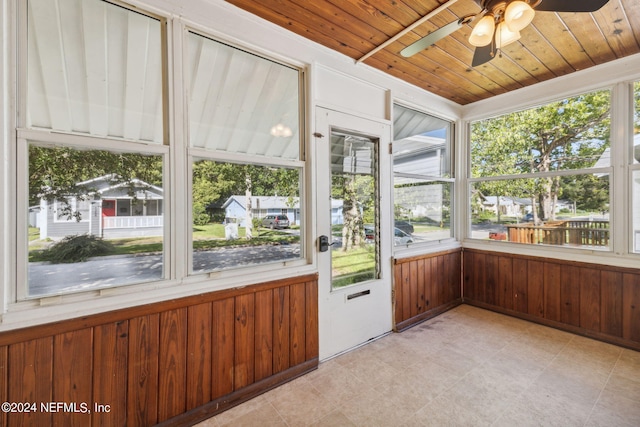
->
[331, 245, 376, 288]
[29, 223, 300, 261]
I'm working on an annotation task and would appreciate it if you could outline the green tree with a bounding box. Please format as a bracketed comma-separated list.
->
[471, 90, 610, 222]
[191, 160, 300, 238]
[29, 146, 162, 219]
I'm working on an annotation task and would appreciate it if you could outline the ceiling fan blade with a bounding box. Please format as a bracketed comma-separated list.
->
[471, 43, 495, 67]
[535, 0, 609, 12]
[400, 19, 464, 57]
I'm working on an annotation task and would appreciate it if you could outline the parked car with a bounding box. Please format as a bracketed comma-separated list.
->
[261, 214, 290, 229]
[394, 220, 414, 234]
[364, 226, 375, 242]
[523, 213, 534, 221]
[394, 227, 413, 245]
[363, 226, 413, 245]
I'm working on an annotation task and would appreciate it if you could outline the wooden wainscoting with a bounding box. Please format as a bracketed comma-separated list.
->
[0, 274, 318, 427]
[393, 249, 463, 331]
[463, 249, 640, 351]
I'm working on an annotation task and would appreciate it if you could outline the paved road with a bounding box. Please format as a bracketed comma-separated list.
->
[29, 244, 300, 297]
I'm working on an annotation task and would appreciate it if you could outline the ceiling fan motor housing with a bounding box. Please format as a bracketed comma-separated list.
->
[475, 0, 541, 19]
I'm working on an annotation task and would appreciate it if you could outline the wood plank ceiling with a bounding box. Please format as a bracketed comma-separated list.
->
[225, 0, 640, 105]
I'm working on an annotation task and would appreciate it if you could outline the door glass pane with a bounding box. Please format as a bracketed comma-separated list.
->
[330, 130, 378, 289]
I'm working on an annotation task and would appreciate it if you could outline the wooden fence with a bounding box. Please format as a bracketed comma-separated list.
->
[506, 220, 609, 247]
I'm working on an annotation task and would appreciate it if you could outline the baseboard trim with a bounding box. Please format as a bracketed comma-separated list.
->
[157, 358, 319, 427]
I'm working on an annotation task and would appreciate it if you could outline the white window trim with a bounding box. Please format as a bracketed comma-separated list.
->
[462, 81, 640, 268]
[52, 197, 90, 223]
[391, 100, 458, 254]
[4, 2, 314, 328]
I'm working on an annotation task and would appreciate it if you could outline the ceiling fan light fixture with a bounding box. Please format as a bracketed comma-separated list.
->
[469, 14, 495, 47]
[495, 21, 521, 48]
[505, 1, 535, 32]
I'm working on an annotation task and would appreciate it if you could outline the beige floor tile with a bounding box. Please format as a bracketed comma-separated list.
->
[338, 352, 400, 389]
[404, 395, 490, 427]
[402, 357, 462, 397]
[507, 374, 598, 426]
[194, 416, 220, 427]
[309, 410, 357, 427]
[438, 369, 519, 425]
[211, 395, 269, 426]
[196, 306, 640, 427]
[613, 349, 640, 383]
[585, 390, 640, 427]
[263, 375, 335, 426]
[303, 361, 366, 406]
[604, 373, 640, 403]
[336, 387, 417, 427]
[216, 400, 285, 427]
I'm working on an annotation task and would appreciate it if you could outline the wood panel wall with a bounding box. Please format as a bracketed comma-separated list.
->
[394, 248, 462, 331]
[0, 274, 318, 427]
[463, 249, 640, 351]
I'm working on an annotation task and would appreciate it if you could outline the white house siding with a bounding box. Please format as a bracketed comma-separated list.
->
[101, 226, 163, 239]
[223, 196, 301, 227]
[40, 201, 91, 239]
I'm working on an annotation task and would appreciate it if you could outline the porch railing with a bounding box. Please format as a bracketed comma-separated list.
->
[102, 215, 163, 229]
[505, 220, 609, 247]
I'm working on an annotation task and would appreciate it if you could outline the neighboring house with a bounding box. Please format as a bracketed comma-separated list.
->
[481, 196, 525, 217]
[38, 175, 163, 239]
[223, 195, 301, 227]
[222, 196, 347, 227]
[331, 199, 344, 225]
[481, 196, 572, 217]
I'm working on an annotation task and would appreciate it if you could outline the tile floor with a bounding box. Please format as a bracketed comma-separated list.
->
[197, 305, 640, 426]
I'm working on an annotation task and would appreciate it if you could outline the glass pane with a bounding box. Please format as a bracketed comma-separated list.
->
[633, 171, 640, 253]
[394, 178, 452, 244]
[330, 130, 378, 289]
[28, 145, 164, 297]
[187, 32, 300, 160]
[27, 0, 163, 143]
[634, 81, 640, 165]
[191, 160, 302, 273]
[393, 104, 451, 178]
[470, 90, 611, 177]
[470, 174, 610, 250]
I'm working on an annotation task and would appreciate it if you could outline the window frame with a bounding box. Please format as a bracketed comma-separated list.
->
[184, 27, 308, 277]
[391, 101, 456, 253]
[187, 151, 308, 277]
[465, 85, 631, 255]
[15, 0, 171, 303]
[630, 80, 640, 254]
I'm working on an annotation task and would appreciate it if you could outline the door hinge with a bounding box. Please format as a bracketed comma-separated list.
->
[389, 142, 393, 154]
[391, 289, 395, 304]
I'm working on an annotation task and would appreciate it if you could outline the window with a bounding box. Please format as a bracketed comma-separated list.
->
[392, 104, 454, 246]
[469, 90, 612, 250]
[187, 32, 304, 274]
[632, 81, 640, 253]
[22, 0, 166, 299]
[53, 197, 91, 223]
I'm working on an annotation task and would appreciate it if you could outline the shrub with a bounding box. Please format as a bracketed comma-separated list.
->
[43, 234, 114, 263]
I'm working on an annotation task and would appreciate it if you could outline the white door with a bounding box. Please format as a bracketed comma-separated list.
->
[315, 107, 393, 360]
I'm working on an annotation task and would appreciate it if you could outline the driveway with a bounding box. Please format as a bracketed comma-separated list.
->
[29, 243, 301, 297]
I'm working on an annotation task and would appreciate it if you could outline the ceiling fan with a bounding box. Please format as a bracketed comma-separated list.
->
[400, 0, 610, 67]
